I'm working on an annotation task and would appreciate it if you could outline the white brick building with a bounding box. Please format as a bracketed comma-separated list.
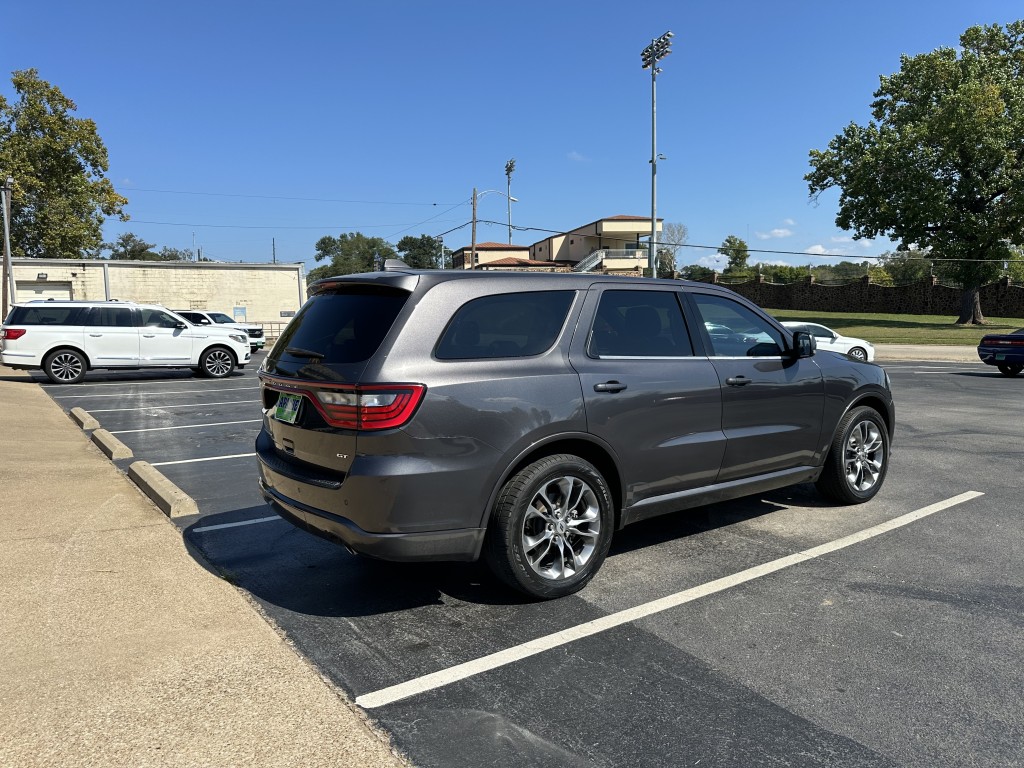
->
[9, 258, 306, 335]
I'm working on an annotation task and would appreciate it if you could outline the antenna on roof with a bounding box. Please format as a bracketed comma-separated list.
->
[383, 258, 411, 272]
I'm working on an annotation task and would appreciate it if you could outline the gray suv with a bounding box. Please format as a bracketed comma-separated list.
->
[257, 265, 894, 599]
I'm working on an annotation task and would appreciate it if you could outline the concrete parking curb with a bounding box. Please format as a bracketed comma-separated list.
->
[128, 461, 200, 518]
[91, 428, 133, 460]
[70, 406, 100, 430]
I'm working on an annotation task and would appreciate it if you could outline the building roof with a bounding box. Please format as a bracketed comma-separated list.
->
[478, 257, 556, 268]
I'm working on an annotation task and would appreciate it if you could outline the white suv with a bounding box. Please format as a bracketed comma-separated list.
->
[173, 309, 265, 351]
[0, 300, 252, 384]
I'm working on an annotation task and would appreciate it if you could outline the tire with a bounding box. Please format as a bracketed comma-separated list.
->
[484, 454, 614, 599]
[847, 347, 868, 362]
[816, 406, 890, 505]
[198, 346, 235, 378]
[43, 348, 87, 384]
[997, 363, 1023, 377]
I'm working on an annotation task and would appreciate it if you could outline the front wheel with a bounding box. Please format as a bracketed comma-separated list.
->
[485, 454, 614, 599]
[43, 349, 87, 384]
[198, 346, 235, 378]
[816, 406, 890, 505]
[847, 346, 868, 362]
[997, 363, 1022, 377]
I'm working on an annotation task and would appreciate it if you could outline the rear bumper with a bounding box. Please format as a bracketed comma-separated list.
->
[259, 480, 484, 561]
[978, 348, 1024, 365]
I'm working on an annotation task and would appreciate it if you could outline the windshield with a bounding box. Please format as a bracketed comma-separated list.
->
[210, 313, 235, 323]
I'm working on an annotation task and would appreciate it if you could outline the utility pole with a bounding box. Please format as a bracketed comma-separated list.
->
[1, 175, 14, 319]
[505, 159, 516, 244]
[272, 237, 277, 264]
[641, 31, 673, 277]
[470, 187, 477, 270]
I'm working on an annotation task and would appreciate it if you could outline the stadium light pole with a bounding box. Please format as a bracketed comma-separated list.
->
[641, 30, 673, 277]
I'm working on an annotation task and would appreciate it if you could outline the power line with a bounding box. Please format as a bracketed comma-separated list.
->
[125, 187, 462, 206]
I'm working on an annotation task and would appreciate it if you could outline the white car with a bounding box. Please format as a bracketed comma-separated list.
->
[0, 300, 251, 384]
[781, 321, 875, 362]
[173, 309, 265, 351]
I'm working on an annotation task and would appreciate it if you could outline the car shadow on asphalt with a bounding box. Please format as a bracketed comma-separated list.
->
[181, 487, 838, 616]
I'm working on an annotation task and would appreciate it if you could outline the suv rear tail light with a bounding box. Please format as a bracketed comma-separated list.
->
[262, 376, 426, 431]
[982, 336, 1024, 346]
[314, 385, 425, 429]
[1, 328, 26, 340]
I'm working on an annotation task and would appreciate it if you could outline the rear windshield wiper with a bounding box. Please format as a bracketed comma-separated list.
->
[285, 346, 323, 359]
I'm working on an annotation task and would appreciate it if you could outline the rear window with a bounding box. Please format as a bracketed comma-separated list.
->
[7, 306, 87, 325]
[271, 286, 410, 365]
[435, 291, 575, 360]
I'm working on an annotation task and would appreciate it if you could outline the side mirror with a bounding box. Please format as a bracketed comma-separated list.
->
[200, 318, 212, 325]
[790, 330, 816, 358]
[175, 321, 187, 329]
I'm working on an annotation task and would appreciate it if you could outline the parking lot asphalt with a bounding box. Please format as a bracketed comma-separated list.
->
[3, 344, 1022, 767]
[0, 360, 408, 768]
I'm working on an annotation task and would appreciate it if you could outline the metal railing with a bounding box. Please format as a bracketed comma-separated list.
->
[572, 249, 649, 273]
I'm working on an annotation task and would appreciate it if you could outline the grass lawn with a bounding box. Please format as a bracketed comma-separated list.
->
[765, 309, 1024, 345]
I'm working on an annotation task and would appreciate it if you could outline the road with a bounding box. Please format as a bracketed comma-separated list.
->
[39, 356, 1024, 767]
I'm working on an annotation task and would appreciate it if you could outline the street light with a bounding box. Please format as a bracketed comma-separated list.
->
[1, 175, 14, 319]
[641, 30, 673, 277]
[470, 188, 520, 269]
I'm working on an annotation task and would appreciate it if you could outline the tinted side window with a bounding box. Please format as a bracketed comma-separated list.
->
[435, 291, 574, 360]
[85, 307, 136, 328]
[691, 293, 783, 357]
[588, 290, 693, 357]
[272, 286, 410, 365]
[7, 306, 86, 325]
[139, 309, 181, 328]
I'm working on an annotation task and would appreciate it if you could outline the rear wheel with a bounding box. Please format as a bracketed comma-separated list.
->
[816, 406, 889, 505]
[997, 363, 1022, 377]
[485, 454, 614, 599]
[198, 346, 235, 378]
[43, 349, 87, 384]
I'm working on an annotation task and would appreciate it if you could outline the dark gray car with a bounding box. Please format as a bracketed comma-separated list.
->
[256, 265, 894, 599]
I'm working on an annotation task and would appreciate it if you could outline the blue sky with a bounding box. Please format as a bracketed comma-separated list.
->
[4, 1, 1022, 272]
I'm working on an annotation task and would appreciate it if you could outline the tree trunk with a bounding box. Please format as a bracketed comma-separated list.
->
[955, 286, 986, 325]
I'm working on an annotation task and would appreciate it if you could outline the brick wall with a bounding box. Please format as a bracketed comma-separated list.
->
[714, 275, 1024, 318]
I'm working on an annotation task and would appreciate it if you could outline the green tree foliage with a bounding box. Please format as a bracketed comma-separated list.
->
[396, 234, 441, 269]
[306, 232, 397, 283]
[878, 249, 936, 283]
[105, 233, 158, 260]
[0, 69, 128, 258]
[718, 235, 750, 274]
[806, 21, 1024, 324]
[678, 264, 716, 282]
[158, 246, 193, 261]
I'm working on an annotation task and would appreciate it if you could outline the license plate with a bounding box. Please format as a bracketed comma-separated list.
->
[273, 392, 303, 424]
[996, 354, 1006, 361]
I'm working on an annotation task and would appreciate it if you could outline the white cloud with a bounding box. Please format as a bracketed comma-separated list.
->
[830, 236, 854, 244]
[805, 244, 828, 255]
[567, 150, 590, 163]
[859, 239, 875, 248]
[782, 218, 796, 226]
[756, 228, 793, 240]
[697, 255, 723, 268]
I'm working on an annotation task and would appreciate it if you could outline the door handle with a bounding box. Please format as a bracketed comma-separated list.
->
[726, 376, 752, 386]
[143, 334, 156, 338]
[88, 333, 102, 337]
[594, 381, 627, 393]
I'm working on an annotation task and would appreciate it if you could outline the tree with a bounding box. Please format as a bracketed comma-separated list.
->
[678, 264, 716, 282]
[307, 232, 397, 282]
[658, 222, 689, 278]
[158, 246, 193, 261]
[396, 234, 441, 269]
[718, 235, 750, 273]
[806, 21, 1024, 324]
[0, 69, 128, 258]
[105, 232, 158, 260]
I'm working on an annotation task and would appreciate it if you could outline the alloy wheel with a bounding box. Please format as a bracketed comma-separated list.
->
[204, 350, 233, 377]
[520, 475, 601, 581]
[844, 419, 884, 492]
[51, 353, 84, 382]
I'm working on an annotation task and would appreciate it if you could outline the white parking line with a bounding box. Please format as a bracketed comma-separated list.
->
[355, 491, 984, 710]
[192, 516, 281, 533]
[112, 419, 262, 434]
[54, 386, 258, 399]
[41, 377, 256, 389]
[88, 400, 257, 412]
[151, 453, 256, 467]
